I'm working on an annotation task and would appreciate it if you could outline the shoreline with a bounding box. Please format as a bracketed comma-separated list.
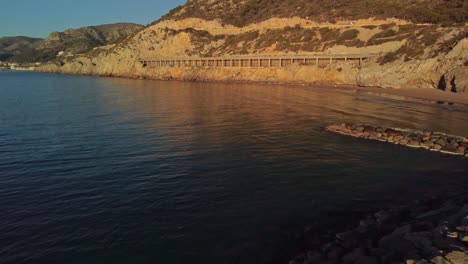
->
[31, 69, 468, 106]
[151, 77, 468, 106]
[132, 77, 468, 107]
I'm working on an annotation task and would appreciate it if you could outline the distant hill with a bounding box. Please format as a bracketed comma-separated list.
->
[162, 0, 467, 26]
[0, 36, 43, 61]
[8, 23, 144, 63]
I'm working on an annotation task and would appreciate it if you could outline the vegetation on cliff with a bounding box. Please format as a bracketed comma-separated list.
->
[162, 0, 467, 26]
[154, 24, 466, 66]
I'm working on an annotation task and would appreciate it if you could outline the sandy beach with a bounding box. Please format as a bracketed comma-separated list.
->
[339, 86, 468, 106]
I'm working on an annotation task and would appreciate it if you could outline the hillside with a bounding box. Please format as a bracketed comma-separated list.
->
[36, 0, 468, 94]
[162, 0, 467, 26]
[10, 23, 144, 63]
[0, 37, 43, 61]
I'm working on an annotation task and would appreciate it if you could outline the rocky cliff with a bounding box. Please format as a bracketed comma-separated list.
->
[36, 0, 468, 93]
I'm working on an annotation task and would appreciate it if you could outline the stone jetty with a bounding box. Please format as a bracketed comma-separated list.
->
[326, 123, 468, 157]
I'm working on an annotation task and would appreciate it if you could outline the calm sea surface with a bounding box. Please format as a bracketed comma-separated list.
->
[1, 71, 467, 264]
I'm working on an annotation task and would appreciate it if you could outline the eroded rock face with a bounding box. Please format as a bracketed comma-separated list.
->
[358, 38, 468, 92]
[326, 123, 468, 157]
[36, 19, 468, 93]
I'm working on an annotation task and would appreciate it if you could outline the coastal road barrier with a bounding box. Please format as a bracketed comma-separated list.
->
[139, 54, 376, 69]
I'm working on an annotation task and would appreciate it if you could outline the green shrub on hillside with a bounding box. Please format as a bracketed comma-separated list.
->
[367, 29, 399, 45]
[320, 28, 340, 42]
[337, 30, 359, 42]
[362, 25, 377, 30]
[174, 22, 448, 58]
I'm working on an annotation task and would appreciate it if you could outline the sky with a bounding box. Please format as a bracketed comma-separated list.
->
[0, 0, 187, 38]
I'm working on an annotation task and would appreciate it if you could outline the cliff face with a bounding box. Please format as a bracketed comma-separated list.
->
[36, 0, 468, 93]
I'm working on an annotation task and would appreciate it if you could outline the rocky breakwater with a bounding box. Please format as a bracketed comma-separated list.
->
[326, 123, 468, 157]
[290, 195, 468, 264]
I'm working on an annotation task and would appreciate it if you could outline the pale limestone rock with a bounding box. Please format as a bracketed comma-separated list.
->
[36, 19, 468, 93]
[444, 251, 467, 264]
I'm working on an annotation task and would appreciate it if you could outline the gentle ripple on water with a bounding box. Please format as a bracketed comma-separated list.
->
[0, 71, 467, 264]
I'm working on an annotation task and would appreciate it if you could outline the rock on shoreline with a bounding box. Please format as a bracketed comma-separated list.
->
[289, 124, 468, 264]
[289, 195, 468, 264]
[326, 123, 468, 157]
